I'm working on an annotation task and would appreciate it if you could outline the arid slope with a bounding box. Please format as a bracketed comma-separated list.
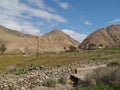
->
[0, 26, 79, 54]
[79, 25, 120, 49]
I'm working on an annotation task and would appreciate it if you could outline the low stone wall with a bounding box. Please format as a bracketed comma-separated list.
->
[0, 60, 109, 90]
[0, 66, 77, 90]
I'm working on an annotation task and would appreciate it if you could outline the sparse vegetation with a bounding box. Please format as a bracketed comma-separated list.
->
[77, 63, 120, 90]
[42, 78, 57, 87]
[107, 60, 120, 67]
[0, 48, 120, 90]
[0, 47, 120, 73]
[78, 83, 116, 90]
[0, 44, 7, 54]
[58, 76, 67, 84]
[68, 45, 77, 52]
[88, 43, 96, 50]
[12, 64, 46, 75]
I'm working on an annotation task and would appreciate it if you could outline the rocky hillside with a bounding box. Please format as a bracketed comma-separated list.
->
[0, 26, 79, 54]
[79, 25, 120, 49]
[40, 30, 79, 52]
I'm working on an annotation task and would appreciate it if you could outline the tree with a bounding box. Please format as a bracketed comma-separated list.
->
[68, 45, 77, 52]
[88, 43, 96, 50]
[0, 44, 7, 54]
[99, 44, 103, 47]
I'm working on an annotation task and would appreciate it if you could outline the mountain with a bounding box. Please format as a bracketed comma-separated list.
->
[39, 29, 79, 53]
[79, 25, 120, 49]
[0, 26, 79, 54]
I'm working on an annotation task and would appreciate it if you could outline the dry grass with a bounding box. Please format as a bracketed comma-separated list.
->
[0, 48, 120, 73]
[0, 55, 26, 72]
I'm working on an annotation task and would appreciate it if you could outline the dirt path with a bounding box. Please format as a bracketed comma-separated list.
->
[71, 64, 106, 81]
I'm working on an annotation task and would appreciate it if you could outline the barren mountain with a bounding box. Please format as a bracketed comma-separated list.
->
[0, 26, 79, 54]
[79, 25, 120, 49]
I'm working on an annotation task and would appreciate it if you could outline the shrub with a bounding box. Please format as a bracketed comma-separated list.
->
[55, 64, 61, 68]
[88, 43, 96, 50]
[0, 44, 7, 54]
[42, 78, 57, 87]
[68, 45, 77, 52]
[78, 67, 120, 90]
[78, 83, 115, 90]
[12, 64, 37, 75]
[109, 68, 120, 87]
[38, 65, 46, 70]
[58, 76, 67, 84]
[107, 60, 120, 67]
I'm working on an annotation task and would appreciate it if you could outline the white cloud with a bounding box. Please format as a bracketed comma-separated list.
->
[59, 2, 69, 10]
[0, 13, 40, 35]
[27, 0, 45, 9]
[84, 21, 92, 26]
[109, 19, 120, 23]
[62, 29, 87, 42]
[54, 0, 69, 10]
[54, 0, 59, 4]
[22, 6, 66, 22]
[20, 22, 40, 35]
[27, 0, 55, 12]
[0, 0, 40, 35]
[0, 0, 66, 35]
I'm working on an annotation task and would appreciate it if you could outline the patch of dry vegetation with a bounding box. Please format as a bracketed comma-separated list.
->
[0, 48, 120, 73]
[77, 59, 120, 90]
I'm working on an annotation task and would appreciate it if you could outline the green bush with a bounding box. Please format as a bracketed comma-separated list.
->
[68, 45, 77, 52]
[42, 78, 57, 87]
[0, 44, 7, 54]
[38, 65, 45, 70]
[12, 64, 38, 75]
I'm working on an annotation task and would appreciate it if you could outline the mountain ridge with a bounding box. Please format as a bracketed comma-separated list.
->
[0, 26, 79, 54]
[79, 24, 120, 49]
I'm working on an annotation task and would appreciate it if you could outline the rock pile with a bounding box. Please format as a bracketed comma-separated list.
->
[0, 66, 76, 90]
[0, 60, 109, 90]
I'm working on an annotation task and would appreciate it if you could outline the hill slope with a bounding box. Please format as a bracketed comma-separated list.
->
[79, 25, 120, 49]
[0, 26, 79, 54]
[39, 29, 79, 52]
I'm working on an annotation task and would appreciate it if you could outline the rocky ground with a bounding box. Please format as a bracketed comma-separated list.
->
[0, 60, 110, 90]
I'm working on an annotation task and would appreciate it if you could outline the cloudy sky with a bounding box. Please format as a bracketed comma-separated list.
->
[0, 0, 120, 42]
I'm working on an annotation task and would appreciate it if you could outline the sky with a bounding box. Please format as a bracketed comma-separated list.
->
[0, 0, 120, 42]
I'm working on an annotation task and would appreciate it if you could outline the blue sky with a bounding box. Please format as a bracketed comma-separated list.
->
[0, 0, 120, 42]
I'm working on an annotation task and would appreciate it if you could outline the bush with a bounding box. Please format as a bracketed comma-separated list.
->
[42, 78, 57, 87]
[0, 44, 7, 54]
[78, 83, 115, 90]
[38, 65, 46, 70]
[109, 68, 120, 87]
[88, 43, 96, 50]
[68, 45, 77, 52]
[12, 64, 38, 75]
[58, 76, 67, 84]
[81, 66, 120, 90]
[107, 60, 120, 67]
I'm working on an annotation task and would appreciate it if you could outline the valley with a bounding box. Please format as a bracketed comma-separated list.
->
[0, 25, 120, 90]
